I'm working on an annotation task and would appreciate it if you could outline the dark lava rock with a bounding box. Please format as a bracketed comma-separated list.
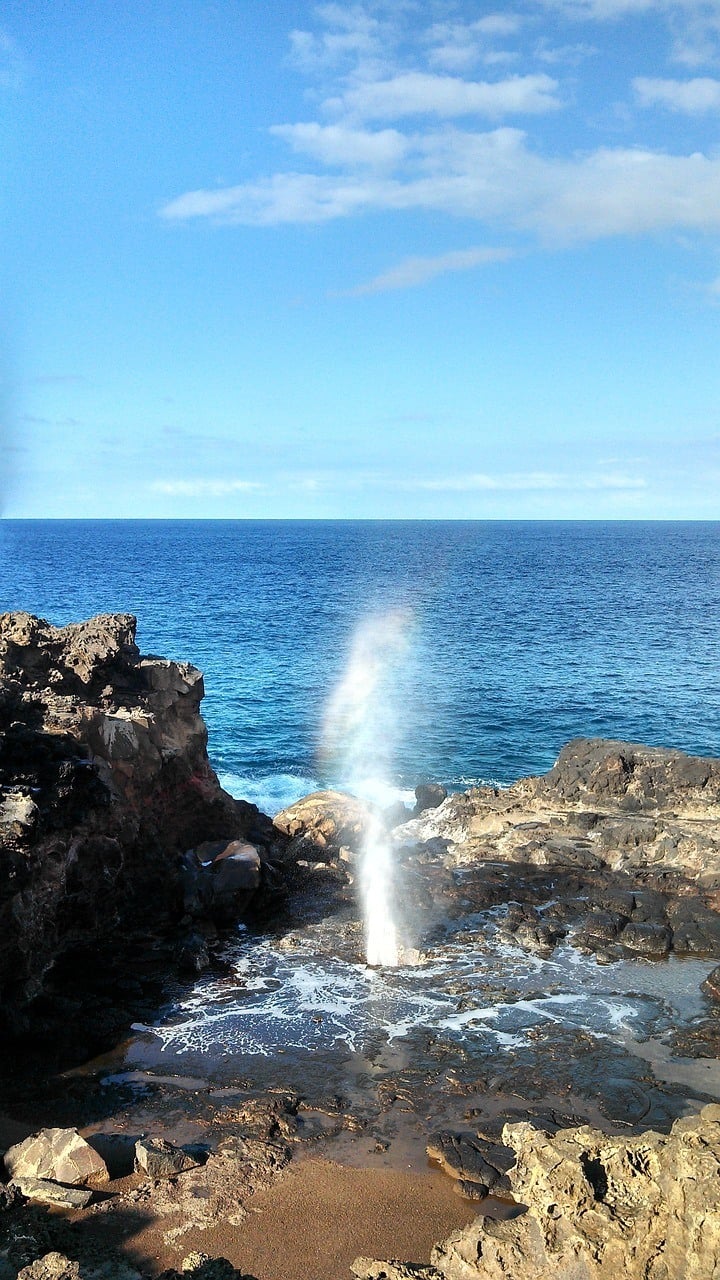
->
[539, 737, 720, 810]
[426, 1131, 513, 1192]
[414, 784, 448, 816]
[619, 920, 673, 956]
[0, 611, 287, 1037]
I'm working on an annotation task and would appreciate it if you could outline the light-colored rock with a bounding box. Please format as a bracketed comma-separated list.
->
[4, 1128, 108, 1186]
[423, 1105, 720, 1280]
[352, 1261, 442, 1280]
[274, 790, 375, 855]
[10, 1178, 93, 1209]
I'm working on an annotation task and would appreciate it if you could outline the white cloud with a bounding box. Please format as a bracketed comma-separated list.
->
[397, 471, 647, 491]
[337, 246, 515, 295]
[160, 128, 720, 242]
[158, 2, 720, 248]
[150, 479, 264, 497]
[270, 122, 407, 168]
[425, 16, 524, 71]
[634, 74, 720, 109]
[289, 4, 386, 72]
[327, 71, 561, 120]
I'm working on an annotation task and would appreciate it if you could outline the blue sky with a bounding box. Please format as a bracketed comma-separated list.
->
[3, 0, 720, 518]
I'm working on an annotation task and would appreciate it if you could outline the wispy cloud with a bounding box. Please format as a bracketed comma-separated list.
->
[149, 479, 264, 497]
[425, 16, 524, 72]
[634, 75, 720, 110]
[161, 131, 720, 241]
[326, 72, 561, 121]
[336, 245, 515, 295]
[270, 122, 408, 168]
[395, 471, 647, 492]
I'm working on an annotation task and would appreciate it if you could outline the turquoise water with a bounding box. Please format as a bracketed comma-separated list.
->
[2, 520, 719, 813]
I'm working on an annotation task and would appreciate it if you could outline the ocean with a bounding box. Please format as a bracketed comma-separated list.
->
[2, 519, 719, 815]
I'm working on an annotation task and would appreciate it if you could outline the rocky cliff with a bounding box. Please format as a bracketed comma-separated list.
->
[0, 612, 280, 1034]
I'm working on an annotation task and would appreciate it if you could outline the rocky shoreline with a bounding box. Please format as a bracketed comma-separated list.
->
[2, 612, 720, 1279]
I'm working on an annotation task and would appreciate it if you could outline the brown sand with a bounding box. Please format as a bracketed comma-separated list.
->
[95, 1158, 478, 1280]
[193, 1160, 477, 1280]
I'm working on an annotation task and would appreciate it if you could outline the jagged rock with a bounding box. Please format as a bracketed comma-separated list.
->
[4, 1128, 108, 1186]
[10, 1178, 93, 1209]
[162, 1254, 255, 1280]
[134, 1137, 198, 1179]
[619, 920, 673, 955]
[274, 790, 375, 856]
[420, 1106, 720, 1280]
[16, 1254, 142, 1280]
[0, 612, 286, 1031]
[426, 1132, 513, 1193]
[15, 1254, 82, 1280]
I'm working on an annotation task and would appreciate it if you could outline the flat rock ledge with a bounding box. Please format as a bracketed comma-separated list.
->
[355, 1104, 720, 1280]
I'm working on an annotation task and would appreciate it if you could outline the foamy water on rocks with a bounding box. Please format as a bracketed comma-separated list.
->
[120, 910, 720, 1115]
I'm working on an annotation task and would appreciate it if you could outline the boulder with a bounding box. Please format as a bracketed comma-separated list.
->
[4, 1128, 108, 1186]
[9, 1178, 93, 1210]
[414, 784, 448, 816]
[134, 1136, 198, 1179]
[426, 1132, 513, 1193]
[16, 1255, 83, 1280]
[274, 791, 375, 856]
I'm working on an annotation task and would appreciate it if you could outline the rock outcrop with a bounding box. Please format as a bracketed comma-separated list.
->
[391, 737, 720, 964]
[357, 1105, 720, 1280]
[0, 612, 284, 1032]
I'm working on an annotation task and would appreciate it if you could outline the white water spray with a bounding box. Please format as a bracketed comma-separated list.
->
[322, 610, 413, 967]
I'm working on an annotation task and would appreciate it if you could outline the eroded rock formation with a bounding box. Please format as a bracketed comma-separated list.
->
[0, 612, 283, 1032]
[356, 1105, 720, 1280]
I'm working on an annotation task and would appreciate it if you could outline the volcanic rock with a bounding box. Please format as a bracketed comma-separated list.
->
[364, 1106, 720, 1280]
[9, 1179, 93, 1210]
[4, 1128, 108, 1186]
[134, 1137, 198, 1179]
[274, 790, 375, 857]
[392, 738, 720, 962]
[414, 783, 448, 816]
[0, 612, 285, 1031]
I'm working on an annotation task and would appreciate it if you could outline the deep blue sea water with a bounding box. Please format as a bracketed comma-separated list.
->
[1, 520, 719, 815]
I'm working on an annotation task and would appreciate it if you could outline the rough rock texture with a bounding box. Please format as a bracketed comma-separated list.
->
[134, 1137, 198, 1180]
[392, 738, 720, 964]
[273, 789, 375, 858]
[4, 1128, 108, 1186]
[14, 1253, 256, 1280]
[398, 738, 720, 884]
[0, 612, 284, 1031]
[358, 1106, 720, 1280]
[9, 1179, 93, 1210]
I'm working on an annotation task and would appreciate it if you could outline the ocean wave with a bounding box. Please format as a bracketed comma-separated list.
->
[218, 769, 416, 816]
[217, 771, 319, 816]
